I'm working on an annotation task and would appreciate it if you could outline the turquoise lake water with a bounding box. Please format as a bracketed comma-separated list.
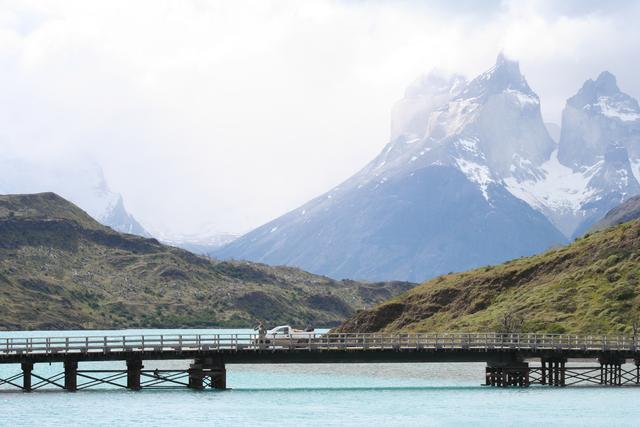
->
[1, 329, 639, 426]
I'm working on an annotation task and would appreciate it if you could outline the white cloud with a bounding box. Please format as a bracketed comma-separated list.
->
[0, 0, 638, 235]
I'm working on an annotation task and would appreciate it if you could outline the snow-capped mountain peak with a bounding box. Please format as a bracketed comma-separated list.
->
[567, 71, 640, 123]
[216, 57, 640, 282]
[423, 54, 553, 184]
[505, 70, 640, 237]
[216, 54, 569, 281]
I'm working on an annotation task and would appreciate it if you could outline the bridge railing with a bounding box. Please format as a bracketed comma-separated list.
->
[0, 333, 636, 356]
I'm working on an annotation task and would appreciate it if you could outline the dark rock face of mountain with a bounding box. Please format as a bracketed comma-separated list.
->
[218, 165, 564, 282]
[217, 55, 567, 282]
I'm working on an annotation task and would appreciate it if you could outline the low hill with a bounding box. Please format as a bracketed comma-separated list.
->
[0, 193, 412, 330]
[590, 196, 640, 233]
[336, 218, 640, 335]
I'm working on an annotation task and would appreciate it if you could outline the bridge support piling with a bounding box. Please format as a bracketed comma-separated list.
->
[192, 357, 227, 390]
[188, 366, 204, 390]
[21, 361, 33, 392]
[64, 359, 78, 392]
[541, 357, 567, 386]
[211, 366, 226, 390]
[485, 362, 529, 387]
[126, 359, 143, 390]
[599, 355, 625, 386]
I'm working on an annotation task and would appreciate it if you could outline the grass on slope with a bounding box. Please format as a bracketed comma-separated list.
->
[0, 193, 413, 330]
[337, 218, 640, 335]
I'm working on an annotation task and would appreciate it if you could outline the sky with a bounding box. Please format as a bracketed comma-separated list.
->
[0, 0, 639, 237]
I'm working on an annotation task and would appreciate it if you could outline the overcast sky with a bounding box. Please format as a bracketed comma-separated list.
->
[1, 0, 639, 236]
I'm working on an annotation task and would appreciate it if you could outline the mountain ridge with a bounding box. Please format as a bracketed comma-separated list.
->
[0, 193, 412, 330]
[335, 216, 640, 335]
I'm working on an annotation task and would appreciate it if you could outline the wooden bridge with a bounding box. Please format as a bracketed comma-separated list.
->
[1, 332, 639, 391]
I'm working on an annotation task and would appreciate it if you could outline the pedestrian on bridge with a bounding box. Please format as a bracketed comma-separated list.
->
[254, 321, 267, 349]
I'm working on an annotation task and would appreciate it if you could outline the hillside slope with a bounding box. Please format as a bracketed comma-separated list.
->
[0, 193, 412, 330]
[336, 218, 640, 335]
[590, 195, 640, 233]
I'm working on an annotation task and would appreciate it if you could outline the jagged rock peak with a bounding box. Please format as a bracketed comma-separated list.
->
[571, 70, 617, 103]
[461, 53, 533, 99]
[595, 70, 619, 92]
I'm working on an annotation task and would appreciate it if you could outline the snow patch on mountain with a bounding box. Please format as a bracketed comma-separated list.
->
[593, 97, 640, 122]
[505, 150, 597, 213]
[455, 158, 493, 201]
[505, 89, 539, 108]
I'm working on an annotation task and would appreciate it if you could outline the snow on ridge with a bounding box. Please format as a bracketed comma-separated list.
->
[504, 149, 597, 214]
[592, 96, 640, 122]
[428, 98, 481, 138]
[455, 158, 493, 201]
[456, 137, 481, 155]
[505, 89, 539, 108]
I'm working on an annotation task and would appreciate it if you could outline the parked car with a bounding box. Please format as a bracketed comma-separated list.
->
[253, 325, 321, 346]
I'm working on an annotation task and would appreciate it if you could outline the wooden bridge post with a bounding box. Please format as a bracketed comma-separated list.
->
[485, 361, 529, 387]
[64, 359, 78, 392]
[21, 361, 33, 392]
[188, 365, 204, 390]
[211, 366, 226, 390]
[126, 358, 143, 390]
[541, 357, 566, 386]
[598, 355, 625, 386]
[192, 357, 227, 390]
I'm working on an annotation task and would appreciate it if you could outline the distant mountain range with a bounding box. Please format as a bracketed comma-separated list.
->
[0, 192, 412, 330]
[151, 226, 238, 256]
[217, 54, 640, 282]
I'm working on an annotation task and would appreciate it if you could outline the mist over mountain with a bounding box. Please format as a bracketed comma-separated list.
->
[216, 55, 576, 282]
[0, 156, 149, 237]
[151, 225, 238, 256]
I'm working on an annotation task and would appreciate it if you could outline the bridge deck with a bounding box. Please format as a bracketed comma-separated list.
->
[0, 332, 637, 364]
[1, 333, 639, 390]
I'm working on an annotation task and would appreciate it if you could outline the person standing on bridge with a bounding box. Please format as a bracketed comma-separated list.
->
[254, 321, 267, 349]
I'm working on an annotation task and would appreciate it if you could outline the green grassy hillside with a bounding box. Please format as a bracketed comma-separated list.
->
[336, 218, 640, 335]
[0, 193, 413, 330]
